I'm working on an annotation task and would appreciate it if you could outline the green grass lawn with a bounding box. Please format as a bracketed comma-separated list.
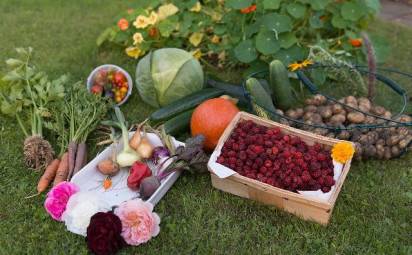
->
[0, 1, 411, 254]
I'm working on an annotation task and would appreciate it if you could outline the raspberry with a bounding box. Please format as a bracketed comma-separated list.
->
[310, 162, 321, 171]
[246, 160, 253, 166]
[283, 135, 291, 143]
[321, 186, 331, 193]
[232, 143, 239, 151]
[217, 156, 225, 164]
[246, 173, 256, 179]
[260, 166, 268, 174]
[311, 170, 322, 179]
[239, 151, 247, 160]
[324, 176, 335, 186]
[272, 147, 279, 155]
[317, 153, 327, 161]
[243, 166, 251, 172]
[264, 160, 272, 168]
[236, 159, 244, 167]
[257, 173, 264, 179]
[255, 158, 263, 166]
[264, 141, 273, 148]
[317, 177, 324, 186]
[228, 150, 236, 157]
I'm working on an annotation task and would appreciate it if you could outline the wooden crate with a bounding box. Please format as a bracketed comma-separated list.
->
[208, 112, 352, 225]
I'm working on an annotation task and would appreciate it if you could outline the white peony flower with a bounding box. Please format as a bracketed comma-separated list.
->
[61, 191, 111, 236]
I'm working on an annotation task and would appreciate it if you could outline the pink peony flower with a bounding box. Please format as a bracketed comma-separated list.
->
[44, 181, 79, 221]
[114, 199, 160, 246]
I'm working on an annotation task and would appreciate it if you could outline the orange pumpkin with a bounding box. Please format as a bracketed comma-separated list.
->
[191, 98, 239, 150]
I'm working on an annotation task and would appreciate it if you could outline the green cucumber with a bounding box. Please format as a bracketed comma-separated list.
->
[205, 78, 248, 105]
[245, 78, 276, 120]
[163, 110, 193, 135]
[150, 88, 223, 123]
[269, 60, 295, 110]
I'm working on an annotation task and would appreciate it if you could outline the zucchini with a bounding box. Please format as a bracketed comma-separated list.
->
[205, 78, 248, 105]
[163, 110, 194, 135]
[245, 78, 277, 120]
[269, 60, 295, 110]
[150, 88, 223, 123]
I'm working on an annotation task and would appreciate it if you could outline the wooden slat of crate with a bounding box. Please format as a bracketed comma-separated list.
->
[208, 112, 352, 225]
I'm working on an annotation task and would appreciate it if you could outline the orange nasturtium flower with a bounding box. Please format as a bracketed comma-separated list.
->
[350, 38, 363, 47]
[240, 4, 257, 14]
[288, 59, 313, 71]
[331, 141, 355, 164]
[148, 27, 158, 38]
[103, 177, 112, 190]
[117, 18, 129, 31]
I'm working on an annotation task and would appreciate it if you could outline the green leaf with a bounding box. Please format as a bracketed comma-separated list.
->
[310, 69, 326, 86]
[263, 0, 281, 10]
[225, 0, 253, 9]
[5, 58, 23, 68]
[274, 45, 306, 65]
[309, 13, 324, 29]
[279, 32, 297, 49]
[96, 27, 116, 46]
[365, 0, 380, 13]
[261, 13, 292, 33]
[286, 3, 307, 19]
[0, 101, 14, 115]
[331, 14, 348, 29]
[159, 19, 176, 37]
[310, 0, 329, 10]
[245, 20, 262, 37]
[255, 29, 280, 55]
[214, 25, 227, 35]
[234, 40, 257, 63]
[341, 2, 364, 21]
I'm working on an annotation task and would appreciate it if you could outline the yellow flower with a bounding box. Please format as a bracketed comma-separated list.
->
[147, 11, 158, 25]
[133, 33, 144, 45]
[133, 15, 150, 29]
[125, 46, 142, 59]
[191, 49, 202, 60]
[288, 59, 313, 71]
[189, 32, 204, 47]
[157, 3, 179, 21]
[331, 141, 355, 164]
[190, 2, 202, 12]
[211, 35, 220, 44]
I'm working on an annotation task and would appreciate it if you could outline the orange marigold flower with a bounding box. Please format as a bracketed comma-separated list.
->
[103, 177, 112, 190]
[117, 18, 129, 31]
[240, 4, 257, 14]
[288, 59, 313, 71]
[148, 27, 158, 38]
[350, 38, 363, 47]
[331, 141, 355, 164]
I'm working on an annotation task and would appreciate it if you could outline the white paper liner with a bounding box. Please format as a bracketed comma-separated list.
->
[208, 146, 344, 202]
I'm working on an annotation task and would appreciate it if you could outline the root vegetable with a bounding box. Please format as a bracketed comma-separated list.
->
[97, 159, 120, 175]
[275, 109, 284, 116]
[136, 136, 154, 159]
[398, 127, 409, 136]
[376, 144, 385, 159]
[313, 128, 329, 136]
[358, 104, 370, 113]
[376, 139, 385, 146]
[358, 97, 371, 109]
[286, 110, 298, 119]
[71, 142, 86, 179]
[303, 112, 315, 120]
[309, 113, 323, 124]
[345, 96, 358, 105]
[67, 142, 78, 181]
[399, 136, 411, 149]
[318, 106, 332, 119]
[304, 105, 317, 113]
[347, 112, 365, 124]
[129, 130, 142, 150]
[295, 108, 304, 118]
[37, 158, 60, 194]
[332, 104, 344, 114]
[384, 147, 392, 159]
[330, 114, 346, 125]
[312, 94, 327, 106]
[53, 152, 69, 186]
[364, 145, 377, 158]
[365, 116, 376, 124]
[23, 135, 54, 171]
[391, 146, 400, 157]
[337, 131, 351, 140]
[372, 106, 385, 115]
[305, 98, 316, 105]
[398, 115, 412, 123]
[383, 111, 392, 119]
[386, 135, 400, 146]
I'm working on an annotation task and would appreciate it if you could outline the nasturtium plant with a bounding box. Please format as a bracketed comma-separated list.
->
[97, 0, 381, 68]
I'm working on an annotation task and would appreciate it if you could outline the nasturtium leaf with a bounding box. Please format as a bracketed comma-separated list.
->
[310, 0, 329, 11]
[234, 40, 257, 63]
[225, 0, 253, 9]
[274, 45, 306, 65]
[245, 20, 262, 37]
[365, 0, 380, 13]
[255, 29, 280, 55]
[331, 14, 347, 29]
[214, 25, 227, 35]
[309, 13, 323, 29]
[159, 19, 176, 37]
[310, 69, 327, 86]
[263, 0, 281, 10]
[262, 13, 292, 34]
[286, 3, 307, 19]
[341, 2, 364, 21]
[279, 32, 297, 49]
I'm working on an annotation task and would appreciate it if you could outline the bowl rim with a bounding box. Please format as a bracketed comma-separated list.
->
[86, 64, 133, 106]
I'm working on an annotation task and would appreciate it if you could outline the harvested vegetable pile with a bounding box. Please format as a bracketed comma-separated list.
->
[281, 95, 412, 160]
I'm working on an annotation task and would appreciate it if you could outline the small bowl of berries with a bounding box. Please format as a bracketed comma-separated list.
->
[87, 64, 132, 106]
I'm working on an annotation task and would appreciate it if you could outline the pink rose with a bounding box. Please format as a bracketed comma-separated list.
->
[44, 181, 79, 221]
[114, 199, 160, 246]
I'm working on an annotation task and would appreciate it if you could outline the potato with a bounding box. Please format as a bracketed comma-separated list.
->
[386, 135, 400, 146]
[280, 119, 290, 126]
[318, 106, 333, 119]
[338, 98, 345, 104]
[347, 112, 366, 124]
[303, 111, 315, 120]
[358, 104, 371, 113]
[359, 134, 370, 145]
[397, 114, 412, 123]
[337, 130, 351, 140]
[376, 144, 385, 159]
[312, 94, 327, 106]
[354, 142, 363, 158]
[305, 98, 316, 105]
[391, 146, 400, 157]
[275, 109, 284, 116]
[286, 109, 298, 119]
[376, 139, 385, 146]
[313, 128, 329, 136]
[358, 97, 371, 110]
[345, 95, 358, 104]
[330, 114, 346, 125]
[350, 129, 362, 141]
[345, 102, 358, 112]
[371, 105, 385, 115]
[383, 147, 392, 160]
[365, 116, 376, 124]
[368, 131, 379, 143]
[399, 136, 412, 149]
[304, 105, 317, 113]
[383, 111, 392, 119]
[309, 113, 323, 124]
[397, 127, 410, 136]
[332, 104, 344, 114]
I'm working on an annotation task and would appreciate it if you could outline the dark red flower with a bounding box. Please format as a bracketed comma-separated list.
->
[86, 212, 125, 255]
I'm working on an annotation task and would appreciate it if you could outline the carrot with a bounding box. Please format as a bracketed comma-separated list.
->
[36, 158, 60, 194]
[71, 142, 86, 178]
[53, 152, 69, 186]
[66, 142, 77, 181]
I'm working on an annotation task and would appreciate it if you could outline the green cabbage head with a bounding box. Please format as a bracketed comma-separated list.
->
[135, 48, 204, 108]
